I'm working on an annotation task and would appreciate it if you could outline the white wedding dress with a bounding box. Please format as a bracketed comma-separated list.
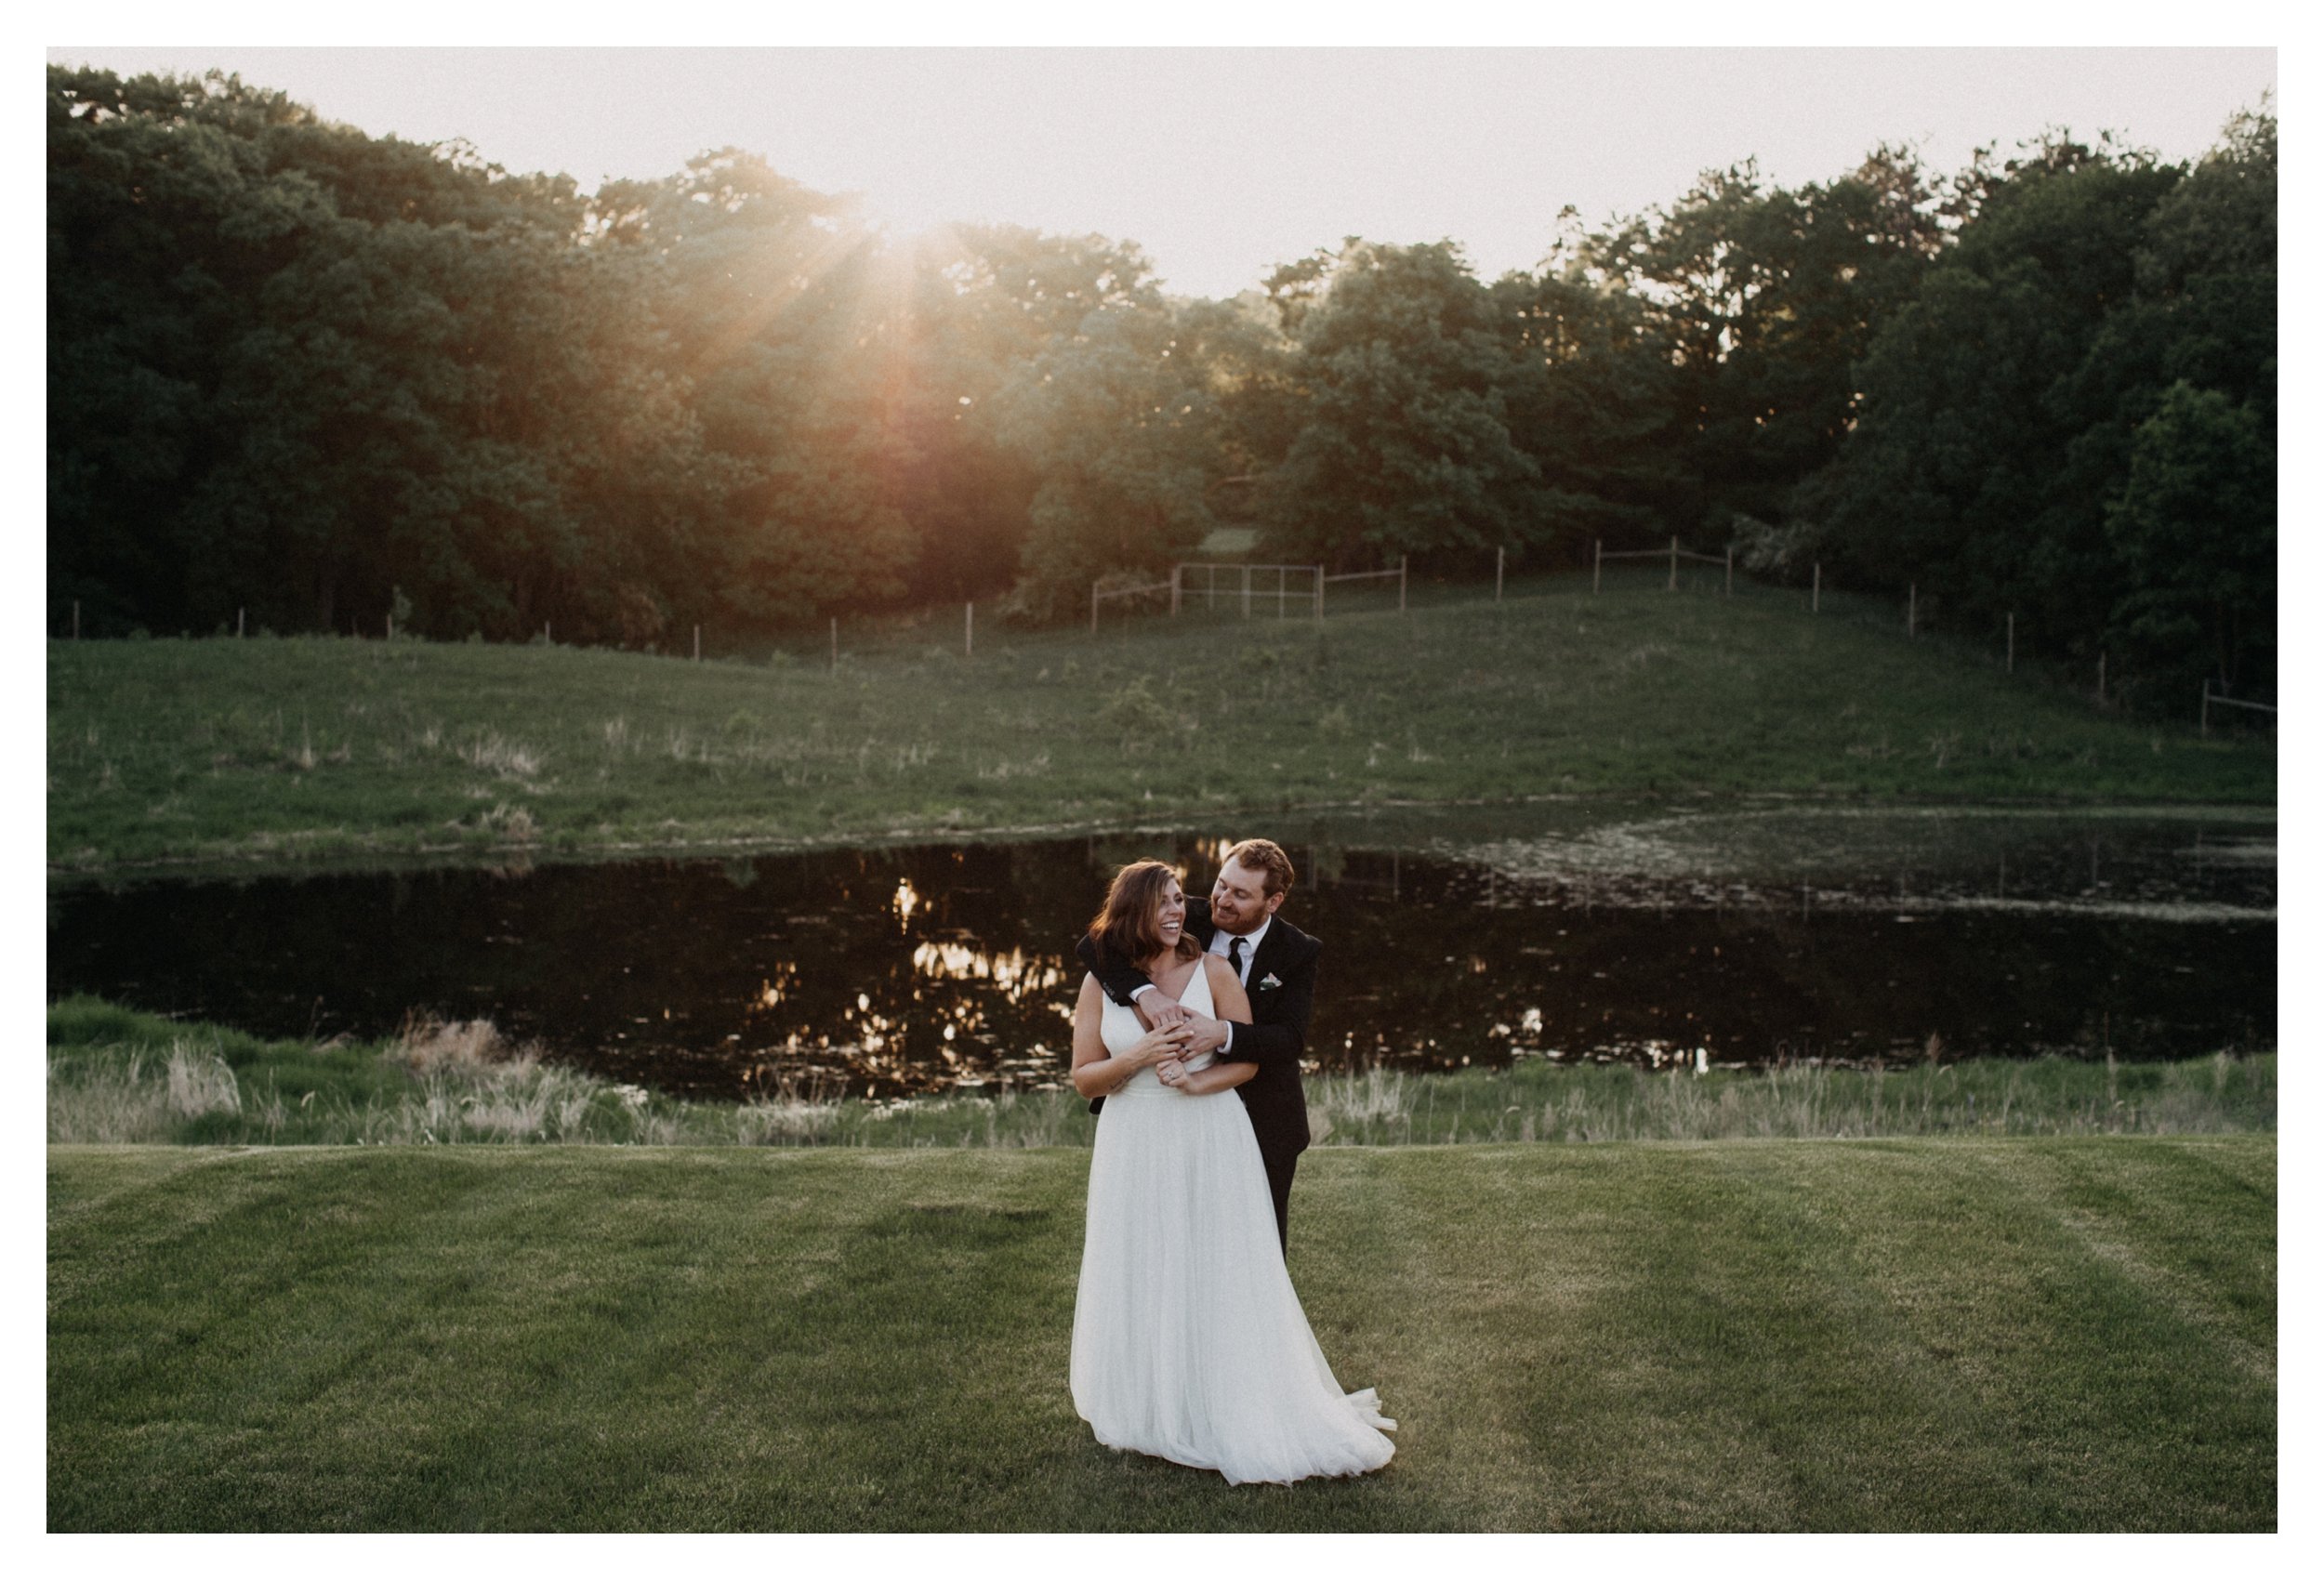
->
[1069, 956, 1395, 1484]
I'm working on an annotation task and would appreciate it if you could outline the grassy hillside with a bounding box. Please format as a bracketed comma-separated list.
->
[48, 1138, 2275, 1531]
[47, 574, 2274, 872]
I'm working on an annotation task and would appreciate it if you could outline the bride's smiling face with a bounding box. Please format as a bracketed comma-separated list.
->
[1154, 878, 1186, 948]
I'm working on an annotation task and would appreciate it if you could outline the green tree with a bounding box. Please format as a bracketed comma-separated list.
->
[47, 65, 709, 643]
[1792, 132, 2185, 644]
[994, 293, 1250, 622]
[1573, 150, 1945, 546]
[1497, 239, 1685, 556]
[875, 224, 1162, 605]
[588, 150, 917, 629]
[2104, 384, 2272, 702]
[1258, 240, 1547, 566]
[1796, 109, 2273, 705]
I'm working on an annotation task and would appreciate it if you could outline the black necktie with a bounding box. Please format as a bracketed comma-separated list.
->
[1229, 936, 1248, 981]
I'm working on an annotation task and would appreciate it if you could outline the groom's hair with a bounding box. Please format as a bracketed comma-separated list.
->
[1090, 860, 1202, 967]
[1224, 838, 1295, 898]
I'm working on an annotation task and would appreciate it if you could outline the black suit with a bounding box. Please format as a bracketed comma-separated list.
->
[1076, 896, 1318, 1256]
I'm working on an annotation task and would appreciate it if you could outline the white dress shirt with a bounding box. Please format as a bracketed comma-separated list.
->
[1209, 915, 1270, 983]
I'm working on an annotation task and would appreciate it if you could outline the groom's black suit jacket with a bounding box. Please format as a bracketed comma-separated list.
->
[1076, 897, 1316, 1161]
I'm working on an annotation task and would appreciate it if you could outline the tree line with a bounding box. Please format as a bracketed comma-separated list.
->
[49, 65, 2274, 707]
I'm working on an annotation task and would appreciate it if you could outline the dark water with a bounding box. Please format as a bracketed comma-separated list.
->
[46, 807, 2274, 1099]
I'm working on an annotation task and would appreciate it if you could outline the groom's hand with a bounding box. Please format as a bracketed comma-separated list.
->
[1136, 992, 1195, 1033]
[1180, 1014, 1230, 1056]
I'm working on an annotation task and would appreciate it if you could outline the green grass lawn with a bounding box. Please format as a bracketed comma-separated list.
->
[46, 575, 2273, 874]
[48, 1138, 2275, 1531]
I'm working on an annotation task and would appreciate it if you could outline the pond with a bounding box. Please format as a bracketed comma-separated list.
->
[46, 803, 2274, 1099]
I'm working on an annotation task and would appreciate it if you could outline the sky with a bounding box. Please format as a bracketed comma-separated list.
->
[41, 45, 2277, 300]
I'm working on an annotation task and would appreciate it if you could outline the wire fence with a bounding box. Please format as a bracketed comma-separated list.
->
[1092, 560, 1415, 630]
[125, 541, 2264, 738]
[2202, 683, 2277, 739]
[1594, 536, 1734, 595]
[1075, 542, 2276, 734]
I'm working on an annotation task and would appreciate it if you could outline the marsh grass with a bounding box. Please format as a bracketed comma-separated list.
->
[1304, 1050, 2275, 1144]
[49, 998, 2273, 1151]
[46, 1042, 243, 1144]
[46, 573, 2270, 874]
[46, 998, 1112, 1149]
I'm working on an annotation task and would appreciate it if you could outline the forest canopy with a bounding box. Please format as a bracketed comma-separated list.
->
[48, 66, 2275, 706]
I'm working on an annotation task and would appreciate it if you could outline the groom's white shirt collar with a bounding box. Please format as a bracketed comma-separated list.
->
[1209, 915, 1270, 981]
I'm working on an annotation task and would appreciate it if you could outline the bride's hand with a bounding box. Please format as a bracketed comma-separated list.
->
[1142, 997, 1195, 1033]
[1128, 1022, 1190, 1067]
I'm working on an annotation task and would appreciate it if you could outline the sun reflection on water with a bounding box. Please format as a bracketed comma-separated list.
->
[909, 941, 1065, 1001]
[753, 962, 799, 1010]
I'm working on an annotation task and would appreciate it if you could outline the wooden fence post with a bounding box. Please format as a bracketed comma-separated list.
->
[1724, 546, 1733, 598]
[693, 625, 701, 662]
[965, 601, 973, 658]
[1496, 546, 1505, 603]
[387, 611, 394, 641]
[1090, 583, 1099, 637]
[1593, 540, 1602, 595]
[830, 616, 838, 672]
[1314, 564, 1324, 622]
[1170, 564, 1182, 617]
[1812, 562, 1820, 614]
[1667, 535, 1678, 592]
[73, 599, 79, 640]
[1399, 555, 1408, 615]
[2200, 679, 2210, 738]
[238, 608, 245, 639]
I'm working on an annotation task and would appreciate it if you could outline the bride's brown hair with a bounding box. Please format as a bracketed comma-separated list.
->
[1089, 860, 1202, 968]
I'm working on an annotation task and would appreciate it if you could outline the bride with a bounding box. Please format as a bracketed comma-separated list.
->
[1068, 859, 1395, 1485]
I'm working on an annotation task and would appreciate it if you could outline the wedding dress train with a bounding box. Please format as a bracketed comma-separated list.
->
[1069, 957, 1394, 1485]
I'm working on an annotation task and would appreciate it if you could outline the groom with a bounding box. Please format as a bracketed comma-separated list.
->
[1076, 837, 1317, 1257]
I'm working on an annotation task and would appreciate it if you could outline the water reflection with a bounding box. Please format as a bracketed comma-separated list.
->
[46, 807, 2274, 1100]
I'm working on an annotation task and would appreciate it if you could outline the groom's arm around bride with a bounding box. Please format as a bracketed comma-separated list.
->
[1073, 843, 1319, 1114]
[1076, 895, 1317, 1071]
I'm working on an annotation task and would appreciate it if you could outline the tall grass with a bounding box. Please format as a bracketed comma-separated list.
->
[1303, 1048, 2275, 1144]
[46, 1040, 243, 1144]
[47, 998, 2273, 1150]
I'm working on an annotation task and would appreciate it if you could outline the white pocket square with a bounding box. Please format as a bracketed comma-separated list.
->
[1258, 972, 1283, 990]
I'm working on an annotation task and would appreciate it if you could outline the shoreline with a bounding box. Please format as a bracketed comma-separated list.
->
[45, 788, 2279, 886]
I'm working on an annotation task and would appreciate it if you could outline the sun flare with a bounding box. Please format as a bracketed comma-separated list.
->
[852, 182, 965, 244]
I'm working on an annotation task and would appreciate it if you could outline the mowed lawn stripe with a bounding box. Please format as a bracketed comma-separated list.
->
[47, 1139, 2274, 1532]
